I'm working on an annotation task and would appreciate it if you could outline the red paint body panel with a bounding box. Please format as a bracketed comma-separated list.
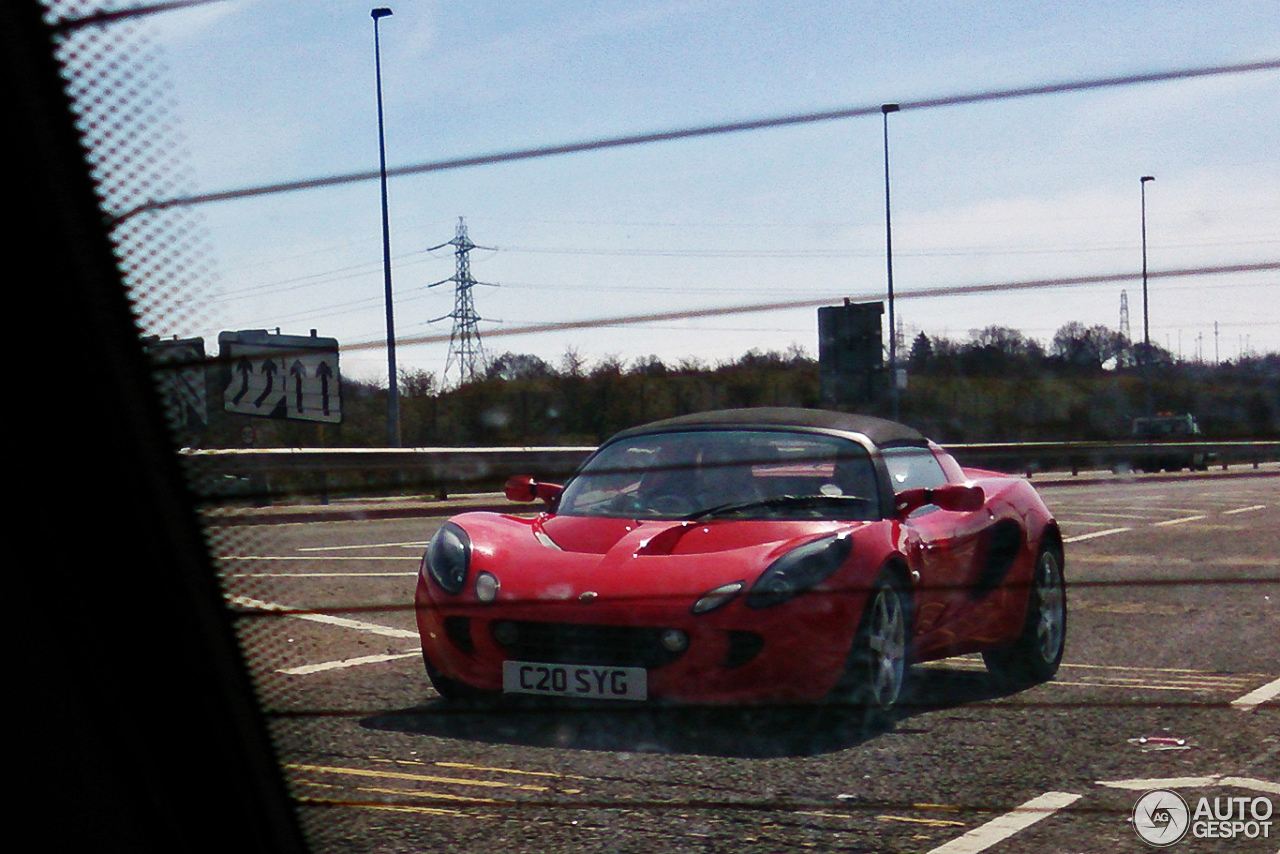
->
[414, 412, 1061, 705]
[416, 515, 891, 702]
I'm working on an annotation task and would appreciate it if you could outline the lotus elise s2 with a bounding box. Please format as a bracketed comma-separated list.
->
[414, 408, 1066, 719]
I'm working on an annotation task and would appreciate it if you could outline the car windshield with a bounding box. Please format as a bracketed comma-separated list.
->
[557, 430, 880, 520]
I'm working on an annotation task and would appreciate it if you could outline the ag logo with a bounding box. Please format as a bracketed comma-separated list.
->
[1133, 789, 1190, 846]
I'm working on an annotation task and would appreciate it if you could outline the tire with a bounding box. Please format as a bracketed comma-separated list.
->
[423, 652, 490, 703]
[983, 543, 1066, 685]
[834, 570, 911, 728]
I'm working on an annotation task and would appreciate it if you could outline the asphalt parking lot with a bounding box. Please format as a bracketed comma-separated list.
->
[207, 467, 1278, 853]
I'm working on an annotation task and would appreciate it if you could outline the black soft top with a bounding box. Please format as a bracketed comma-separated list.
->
[610, 407, 929, 449]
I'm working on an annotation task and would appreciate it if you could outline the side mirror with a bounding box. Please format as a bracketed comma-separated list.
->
[504, 475, 563, 506]
[895, 483, 985, 517]
[504, 475, 537, 502]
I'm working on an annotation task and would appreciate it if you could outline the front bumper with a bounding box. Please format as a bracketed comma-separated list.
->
[415, 574, 868, 703]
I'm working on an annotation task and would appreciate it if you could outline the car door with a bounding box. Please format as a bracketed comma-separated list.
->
[885, 447, 992, 649]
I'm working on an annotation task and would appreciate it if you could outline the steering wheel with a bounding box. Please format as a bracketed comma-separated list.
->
[642, 493, 697, 517]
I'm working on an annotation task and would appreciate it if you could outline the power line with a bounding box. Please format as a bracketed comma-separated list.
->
[339, 261, 1278, 352]
[110, 59, 1280, 224]
[488, 236, 1280, 259]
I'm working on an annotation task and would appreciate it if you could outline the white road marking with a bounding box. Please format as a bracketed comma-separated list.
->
[1098, 776, 1280, 796]
[1063, 527, 1132, 543]
[925, 791, 1081, 854]
[229, 572, 419, 578]
[227, 596, 419, 639]
[1231, 675, 1280, 712]
[1062, 511, 1177, 520]
[1219, 777, 1280, 796]
[1097, 776, 1221, 791]
[279, 651, 421, 675]
[1224, 504, 1267, 515]
[1151, 514, 1207, 527]
[297, 541, 429, 552]
[220, 555, 415, 561]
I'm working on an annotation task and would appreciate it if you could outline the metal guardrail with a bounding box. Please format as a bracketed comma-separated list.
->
[181, 445, 596, 477]
[181, 446, 596, 503]
[180, 440, 1279, 505]
[942, 440, 1280, 475]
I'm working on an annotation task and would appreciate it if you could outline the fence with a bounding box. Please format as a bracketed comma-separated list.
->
[181, 440, 1278, 507]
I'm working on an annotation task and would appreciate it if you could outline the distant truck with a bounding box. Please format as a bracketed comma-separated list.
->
[1130, 413, 1212, 472]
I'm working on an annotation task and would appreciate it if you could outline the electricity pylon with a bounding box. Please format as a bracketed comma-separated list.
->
[428, 217, 495, 386]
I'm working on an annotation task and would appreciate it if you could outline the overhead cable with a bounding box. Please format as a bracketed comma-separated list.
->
[110, 59, 1280, 224]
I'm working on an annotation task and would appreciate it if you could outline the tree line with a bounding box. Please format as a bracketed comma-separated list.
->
[201, 322, 1279, 450]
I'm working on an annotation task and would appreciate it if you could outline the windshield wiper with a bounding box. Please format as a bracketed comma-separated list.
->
[684, 494, 869, 521]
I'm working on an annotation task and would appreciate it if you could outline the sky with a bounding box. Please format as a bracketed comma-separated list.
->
[133, 0, 1278, 386]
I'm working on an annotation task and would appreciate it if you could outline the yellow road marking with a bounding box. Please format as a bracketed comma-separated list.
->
[296, 795, 476, 817]
[435, 761, 593, 782]
[372, 758, 589, 791]
[921, 658, 1273, 694]
[1058, 662, 1270, 676]
[878, 814, 967, 828]
[1066, 674, 1257, 688]
[354, 803, 472, 816]
[286, 763, 549, 792]
[356, 786, 498, 804]
[1072, 601, 1190, 615]
[923, 658, 1270, 677]
[1051, 679, 1252, 692]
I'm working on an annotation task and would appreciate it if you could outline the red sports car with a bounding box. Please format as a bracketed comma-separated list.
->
[414, 408, 1066, 721]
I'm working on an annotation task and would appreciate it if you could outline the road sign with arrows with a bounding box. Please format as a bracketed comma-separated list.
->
[218, 329, 341, 423]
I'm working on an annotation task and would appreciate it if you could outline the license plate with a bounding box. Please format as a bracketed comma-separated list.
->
[502, 660, 647, 701]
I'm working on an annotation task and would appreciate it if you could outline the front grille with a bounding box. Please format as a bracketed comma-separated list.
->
[444, 616, 474, 654]
[491, 621, 685, 669]
[724, 631, 764, 668]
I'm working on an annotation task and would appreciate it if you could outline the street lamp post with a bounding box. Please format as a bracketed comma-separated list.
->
[1140, 175, 1155, 351]
[881, 103, 901, 421]
[372, 7, 400, 447]
[1140, 174, 1154, 415]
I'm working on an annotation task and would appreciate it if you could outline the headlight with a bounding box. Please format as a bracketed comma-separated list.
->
[424, 522, 471, 595]
[746, 533, 853, 608]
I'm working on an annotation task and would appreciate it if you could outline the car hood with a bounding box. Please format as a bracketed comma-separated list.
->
[538, 514, 851, 556]
[447, 511, 870, 602]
